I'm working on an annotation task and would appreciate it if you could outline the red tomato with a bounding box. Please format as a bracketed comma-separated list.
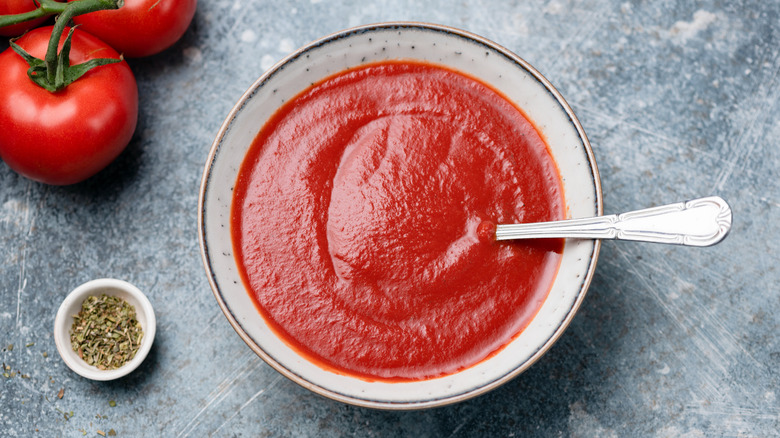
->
[0, 0, 49, 37]
[69, 0, 197, 58]
[0, 26, 138, 185]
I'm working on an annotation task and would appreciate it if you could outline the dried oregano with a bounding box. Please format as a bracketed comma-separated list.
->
[70, 294, 143, 370]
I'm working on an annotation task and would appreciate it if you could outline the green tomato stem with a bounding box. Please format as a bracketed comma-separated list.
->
[0, 0, 122, 31]
[0, 0, 67, 29]
[44, 0, 123, 84]
[7, 0, 125, 92]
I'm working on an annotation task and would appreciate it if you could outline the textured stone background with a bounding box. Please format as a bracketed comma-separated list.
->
[2, 0, 779, 436]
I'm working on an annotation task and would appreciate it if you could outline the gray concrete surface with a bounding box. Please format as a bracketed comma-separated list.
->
[1, 0, 778, 436]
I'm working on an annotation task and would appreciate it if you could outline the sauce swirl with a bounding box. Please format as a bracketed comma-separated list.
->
[232, 61, 564, 380]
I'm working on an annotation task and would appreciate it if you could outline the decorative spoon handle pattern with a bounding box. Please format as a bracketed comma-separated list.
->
[495, 196, 732, 247]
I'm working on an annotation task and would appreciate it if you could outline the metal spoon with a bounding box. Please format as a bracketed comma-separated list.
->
[495, 196, 732, 247]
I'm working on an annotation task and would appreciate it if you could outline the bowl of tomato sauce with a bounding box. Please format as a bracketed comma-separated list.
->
[199, 22, 602, 409]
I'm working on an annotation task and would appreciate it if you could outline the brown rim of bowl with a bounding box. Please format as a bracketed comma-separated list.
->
[198, 21, 603, 410]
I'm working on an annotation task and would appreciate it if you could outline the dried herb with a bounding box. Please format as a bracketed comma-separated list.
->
[70, 294, 143, 370]
[55, 407, 74, 420]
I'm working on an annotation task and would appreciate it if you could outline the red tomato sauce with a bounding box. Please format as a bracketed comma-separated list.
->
[231, 61, 565, 381]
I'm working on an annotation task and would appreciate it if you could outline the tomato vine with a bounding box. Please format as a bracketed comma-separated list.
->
[0, 0, 66, 30]
[3, 0, 122, 92]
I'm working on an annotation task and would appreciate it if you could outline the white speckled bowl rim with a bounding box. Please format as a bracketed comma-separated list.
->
[199, 22, 602, 409]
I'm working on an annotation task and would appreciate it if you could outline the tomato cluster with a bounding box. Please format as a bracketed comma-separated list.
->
[0, 0, 197, 185]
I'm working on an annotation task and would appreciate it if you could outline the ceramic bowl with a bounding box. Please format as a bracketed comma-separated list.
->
[199, 22, 602, 409]
[54, 278, 156, 381]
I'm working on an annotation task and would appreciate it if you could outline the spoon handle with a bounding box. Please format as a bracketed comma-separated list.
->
[495, 196, 732, 247]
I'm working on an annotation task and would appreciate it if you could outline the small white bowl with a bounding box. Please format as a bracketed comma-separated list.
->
[54, 278, 156, 381]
